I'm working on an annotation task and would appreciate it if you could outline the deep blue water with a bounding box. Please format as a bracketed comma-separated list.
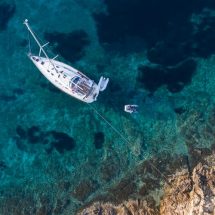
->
[0, 0, 215, 214]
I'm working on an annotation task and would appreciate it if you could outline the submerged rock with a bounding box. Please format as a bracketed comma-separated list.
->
[93, 131, 105, 149]
[137, 59, 196, 93]
[72, 180, 98, 202]
[27, 126, 41, 144]
[0, 2, 16, 31]
[49, 131, 75, 153]
[78, 199, 159, 215]
[15, 126, 75, 154]
[44, 30, 90, 63]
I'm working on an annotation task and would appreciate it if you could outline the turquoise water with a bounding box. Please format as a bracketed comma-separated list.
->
[1, 0, 215, 214]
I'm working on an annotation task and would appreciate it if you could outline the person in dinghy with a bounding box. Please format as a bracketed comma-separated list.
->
[124, 104, 138, 113]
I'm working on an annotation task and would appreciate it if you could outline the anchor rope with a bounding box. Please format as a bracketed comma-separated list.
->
[87, 103, 170, 184]
[88, 103, 130, 144]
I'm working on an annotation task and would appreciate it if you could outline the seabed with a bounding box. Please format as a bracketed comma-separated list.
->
[0, 0, 215, 214]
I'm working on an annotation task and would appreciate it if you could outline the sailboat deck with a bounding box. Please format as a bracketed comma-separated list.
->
[31, 55, 98, 101]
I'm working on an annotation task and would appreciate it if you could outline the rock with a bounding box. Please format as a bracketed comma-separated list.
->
[93, 132, 105, 149]
[72, 180, 97, 202]
[78, 199, 159, 215]
[0, 2, 16, 31]
[44, 31, 90, 63]
[160, 155, 215, 215]
[78, 153, 215, 215]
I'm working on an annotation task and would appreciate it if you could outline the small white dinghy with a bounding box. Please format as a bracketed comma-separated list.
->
[124, 105, 138, 113]
[23, 19, 109, 103]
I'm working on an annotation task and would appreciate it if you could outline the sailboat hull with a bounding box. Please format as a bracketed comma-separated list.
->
[30, 55, 100, 103]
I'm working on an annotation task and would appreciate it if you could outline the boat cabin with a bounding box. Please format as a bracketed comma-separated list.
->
[69, 76, 93, 97]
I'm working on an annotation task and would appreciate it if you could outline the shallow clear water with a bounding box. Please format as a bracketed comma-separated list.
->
[1, 0, 215, 214]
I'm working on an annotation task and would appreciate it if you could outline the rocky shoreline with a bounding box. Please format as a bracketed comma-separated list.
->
[78, 147, 215, 215]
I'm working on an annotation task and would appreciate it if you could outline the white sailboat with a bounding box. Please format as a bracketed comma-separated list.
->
[23, 19, 109, 103]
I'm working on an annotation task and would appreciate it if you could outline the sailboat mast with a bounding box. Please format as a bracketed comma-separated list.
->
[23, 19, 49, 58]
[23, 19, 57, 71]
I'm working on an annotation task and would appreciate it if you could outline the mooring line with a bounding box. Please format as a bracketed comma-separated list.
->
[88, 103, 170, 184]
[87, 103, 130, 145]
